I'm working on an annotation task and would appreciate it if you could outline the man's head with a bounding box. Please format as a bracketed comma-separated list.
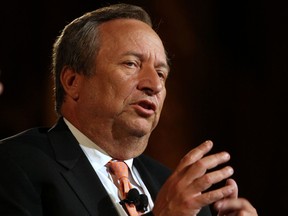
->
[52, 3, 153, 113]
[52, 3, 170, 159]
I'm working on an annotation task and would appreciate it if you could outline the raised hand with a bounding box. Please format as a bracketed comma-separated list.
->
[152, 140, 257, 216]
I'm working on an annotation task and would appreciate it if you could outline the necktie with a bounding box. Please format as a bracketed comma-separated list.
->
[108, 160, 139, 216]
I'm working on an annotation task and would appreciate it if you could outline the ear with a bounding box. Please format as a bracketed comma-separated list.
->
[60, 66, 81, 100]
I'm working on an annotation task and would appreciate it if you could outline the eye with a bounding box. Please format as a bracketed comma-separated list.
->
[157, 70, 168, 81]
[157, 72, 164, 78]
[124, 61, 139, 68]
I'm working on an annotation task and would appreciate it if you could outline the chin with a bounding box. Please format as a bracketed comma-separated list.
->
[112, 140, 148, 160]
[129, 120, 155, 137]
[130, 128, 150, 138]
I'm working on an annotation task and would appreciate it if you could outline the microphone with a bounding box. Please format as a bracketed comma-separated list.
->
[120, 188, 148, 212]
[136, 194, 148, 212]
[120, 188, 140, 204]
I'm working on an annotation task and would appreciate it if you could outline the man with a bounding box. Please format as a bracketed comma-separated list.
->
[0, 3, 257, 216]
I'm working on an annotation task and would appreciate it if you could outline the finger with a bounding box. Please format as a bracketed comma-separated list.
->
[0, 82, 3, 95]
[216, 179, 238, 216]
[193, 184, 236, 207]
[191, 166, 234, 193]
[185, 151, 231, 182]
[214, 179, 238, 216]
[225, 178, 238, 198]
[176, 140, 213, 171]
[215, 197, 257, 215]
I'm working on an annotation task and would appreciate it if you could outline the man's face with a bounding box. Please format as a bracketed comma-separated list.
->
[74, 19, 169, 157]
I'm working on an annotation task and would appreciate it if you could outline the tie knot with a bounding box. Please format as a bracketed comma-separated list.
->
[108, 160, 129, 180]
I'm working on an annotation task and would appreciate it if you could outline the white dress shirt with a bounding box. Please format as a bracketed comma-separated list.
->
[63, 118, 154, 215]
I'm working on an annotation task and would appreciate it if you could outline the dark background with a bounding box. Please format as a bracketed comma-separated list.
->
[1, 0, 287, 215]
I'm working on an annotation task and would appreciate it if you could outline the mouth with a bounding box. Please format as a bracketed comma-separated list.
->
[131, 99, 157, 117]
[137, 100, 156, 112]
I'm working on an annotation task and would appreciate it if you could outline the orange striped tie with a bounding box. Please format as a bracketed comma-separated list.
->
[108, 160, 139, 216]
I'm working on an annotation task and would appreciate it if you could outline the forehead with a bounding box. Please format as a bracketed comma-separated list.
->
[98, 19, 168, 62]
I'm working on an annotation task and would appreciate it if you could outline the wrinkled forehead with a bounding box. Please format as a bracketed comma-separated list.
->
[98, 19, 169, 65]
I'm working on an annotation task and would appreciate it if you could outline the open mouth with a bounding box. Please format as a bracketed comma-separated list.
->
[137, 100, 156, 111]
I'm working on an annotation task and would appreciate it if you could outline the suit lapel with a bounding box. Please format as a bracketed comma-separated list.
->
[133, 157, 162, 201]
[47, 118, 119, 216]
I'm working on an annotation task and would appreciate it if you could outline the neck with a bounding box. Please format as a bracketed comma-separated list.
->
[65, 117, 150, 160]
[91, 130, 150, 160]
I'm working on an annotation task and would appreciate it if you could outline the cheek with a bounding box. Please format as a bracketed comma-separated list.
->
[158, 90, 167, 109]
[77, 79, 106, 110]
[80, 73, 137, 114]
[112, 76, 137, 102]
[93, 81, 131, 113]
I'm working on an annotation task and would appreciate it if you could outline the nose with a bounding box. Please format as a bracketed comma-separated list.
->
[137, 66, 164, 96]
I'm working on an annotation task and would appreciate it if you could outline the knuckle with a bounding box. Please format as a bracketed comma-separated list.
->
[194, 159, 206, 170]
[181, 154, 191, 164]
[201, 174, 213, 185]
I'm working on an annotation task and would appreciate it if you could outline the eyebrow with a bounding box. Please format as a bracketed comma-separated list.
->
[122, 51, 170, 73]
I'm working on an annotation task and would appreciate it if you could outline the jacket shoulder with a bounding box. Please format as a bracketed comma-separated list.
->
[0, 127, 50, 149]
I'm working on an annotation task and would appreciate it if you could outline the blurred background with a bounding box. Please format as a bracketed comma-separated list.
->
[0, 0, 287, 215]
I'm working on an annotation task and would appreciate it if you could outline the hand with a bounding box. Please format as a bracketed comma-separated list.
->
[214, 179, 258, 216]
[0, 81, 3, 95]
[152, 140, 257, 216]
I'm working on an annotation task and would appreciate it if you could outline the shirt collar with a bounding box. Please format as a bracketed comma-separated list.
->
[63, 118, 134, 170]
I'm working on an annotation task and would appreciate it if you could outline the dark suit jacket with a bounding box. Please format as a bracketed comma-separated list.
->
[0, 118, 212, 216]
